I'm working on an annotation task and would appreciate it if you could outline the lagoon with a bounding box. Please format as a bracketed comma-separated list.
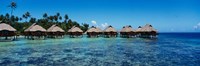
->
[0, 33, 200, 66]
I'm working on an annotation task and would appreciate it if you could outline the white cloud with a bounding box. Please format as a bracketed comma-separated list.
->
[194, 22, 200, 30]
[91, 20, 99, 27]
[90, 20, 109, 29]
[194, 26, 198, 29]
[91, 20, 97, 25]
[101, 23, 109, 29]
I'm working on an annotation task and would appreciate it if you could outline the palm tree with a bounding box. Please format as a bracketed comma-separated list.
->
[56, 13, 61, 22]
[15, 16, 19, 22]
[5, 13, 10, 23]
[19, 18, 22, 21]
[56, 13, 60, 17]
[54, 15, 58, 22]
[0, 15, 4, 21]
[14, 16, 19, 32]
[22, 14, 27, 21]
[64, 14, 69, 22]
[49, 16, 54, 22]
[22, 12, 31, 22]
[8, 1, 17, 16]
[8, 1, 16, 25]
[43, 13, 48, 19]
[67, 19, 73, 28]
[43, 13, 48, 23]
[59, 16, 62, 21]
[11, 15, 15, 22]
[25, 12, 31, 18]
[81, 23, 89, 32]
[29, 18, 36, 23]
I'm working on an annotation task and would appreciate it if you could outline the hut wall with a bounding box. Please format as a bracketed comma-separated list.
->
[87, 32, 99, 37]
[0, 31, 16, 37]
[69, 32, 83, 38]
[104, 32, 117, 38]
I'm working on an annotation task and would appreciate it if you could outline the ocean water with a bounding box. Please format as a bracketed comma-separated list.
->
[0, 33, 200, 66]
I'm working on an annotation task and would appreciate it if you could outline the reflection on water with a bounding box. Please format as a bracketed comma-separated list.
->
[0, 34, 199, 66]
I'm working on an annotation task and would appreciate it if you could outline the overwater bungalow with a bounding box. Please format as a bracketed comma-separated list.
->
[0, 23, 17, 41]
[86, 26, 102, 38]
[24, 23, 47, 40]
[68, 26, 83, 38]
[103, 25, 117, 38]
[136, 24, 157, 38]
[120, 25, 136, 38]
[47, 24, 65, 38]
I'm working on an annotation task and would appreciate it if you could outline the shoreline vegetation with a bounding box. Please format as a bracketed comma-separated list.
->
[0, 12, 89, 35]
[0, 1, 89, 35]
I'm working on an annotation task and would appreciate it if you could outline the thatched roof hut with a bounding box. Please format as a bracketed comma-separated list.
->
[136, 24, 157, 32]
[47, 24, 64, 32]
[120, 25, 136, 38]
[26, 25, 46, 32]
[103, 25, 117, 38]
[86, 26, 102, 37]
[0, 23, 16, 31]
[47, 25, 65, 38]
[136, 24, 157, 38]
[120, 25, 135, 33]
[0, 23, 16, 38]
[24, 23, 46, 39]
[86, 26, 102, 33]
[25, 23, 46, 32]
[68, 26, 83, 33]
[71, 27, 83, 33]
[68, 26, 83, 38]
[104, 25, 117, 33]
[87, 27, 97, 33]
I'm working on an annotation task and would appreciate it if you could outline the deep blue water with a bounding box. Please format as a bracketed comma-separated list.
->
[0, 33, 200, 66]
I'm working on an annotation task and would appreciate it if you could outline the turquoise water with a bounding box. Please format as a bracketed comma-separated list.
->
[0, 33, 200, 66]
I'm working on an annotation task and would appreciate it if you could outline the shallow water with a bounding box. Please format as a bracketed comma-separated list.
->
[0, 33, 200, 66]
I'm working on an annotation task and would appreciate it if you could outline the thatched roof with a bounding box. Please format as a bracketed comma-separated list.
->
[96, 27, 102, 32]
[104, 25, 117, 32]
[47, 24, 65, 32]
[68, 26, 83, 32]
[136, 24, 157, 32]
[120, 25, 135, 32]
[136, 26, 142, 32]
[67, 26, 75, 32]
[25, 23, 46, 32]
[86, 26, 102, 33]
[0, 23, 16, 31]
[24, 23, 36, 32]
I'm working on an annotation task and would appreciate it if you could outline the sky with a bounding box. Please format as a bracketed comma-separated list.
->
[1, 0, 200, 32]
